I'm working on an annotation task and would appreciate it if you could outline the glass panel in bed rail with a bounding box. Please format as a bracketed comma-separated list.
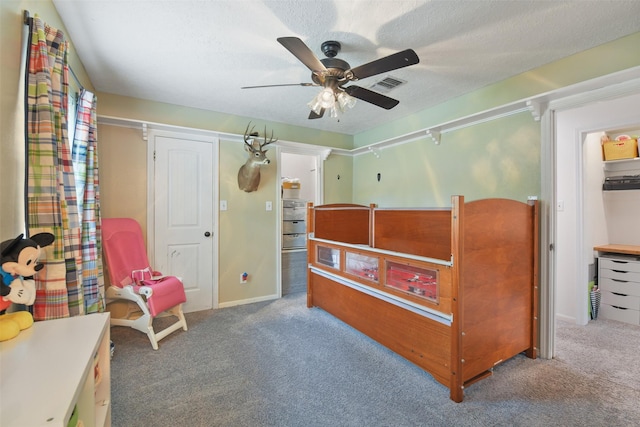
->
[316, 245, 340, 270]
[385, 260, 439, 303]
[345, 252, 379, 282]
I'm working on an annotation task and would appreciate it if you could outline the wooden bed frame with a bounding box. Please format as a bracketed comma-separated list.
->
[306, 196, 539, 402]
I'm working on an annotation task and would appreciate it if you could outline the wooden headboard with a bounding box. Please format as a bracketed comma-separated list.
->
[372, 207, 453, 261]
[310, 203, 370, 245]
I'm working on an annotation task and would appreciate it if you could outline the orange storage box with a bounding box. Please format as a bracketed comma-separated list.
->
[282, 180, 301, 199]
[602, 138, 638, 161]
[282, 181, 300, 190]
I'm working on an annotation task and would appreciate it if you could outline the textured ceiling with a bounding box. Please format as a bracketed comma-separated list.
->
[52, 0, 640, 135]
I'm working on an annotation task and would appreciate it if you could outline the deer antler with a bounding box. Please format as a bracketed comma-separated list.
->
[243, 123, 277, 149]
[260, 126, 278, 148]
[243, 122, 257, 148]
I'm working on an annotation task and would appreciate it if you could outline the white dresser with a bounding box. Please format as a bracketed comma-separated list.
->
[596, 244, 640, 325]
[0, 312, 111, 427]
[282, 199, 307, 249]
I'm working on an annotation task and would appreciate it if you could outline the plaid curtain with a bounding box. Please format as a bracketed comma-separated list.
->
[25, 16, 102, 319]
[72, 90, 105, 313]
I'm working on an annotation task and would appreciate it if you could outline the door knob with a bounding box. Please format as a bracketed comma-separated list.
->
[204, 231, 211, 237]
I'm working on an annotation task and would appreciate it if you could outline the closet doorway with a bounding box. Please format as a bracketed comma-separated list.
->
[544, 86, 640, 358]
[555, 94, 640, 326]
[278, 148, 323, 297]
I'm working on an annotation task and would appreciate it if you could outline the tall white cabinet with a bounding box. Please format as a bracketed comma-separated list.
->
[0, 312, 111, 427]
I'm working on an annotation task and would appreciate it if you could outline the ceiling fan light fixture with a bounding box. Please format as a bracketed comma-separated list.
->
[308, 87, 337, 114]
[318, 87, 336, 108]
[307, 96, 323, 115]
[337, 91, 356, 110]
[329, 91, 357, 118]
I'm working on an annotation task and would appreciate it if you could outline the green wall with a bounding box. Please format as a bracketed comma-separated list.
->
[353, 112, 540, 207]
[323, 153, 354, 204]
[218, 137, 279, 302]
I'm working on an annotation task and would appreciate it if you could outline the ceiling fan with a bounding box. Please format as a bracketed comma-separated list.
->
[241, 37, 420, 120]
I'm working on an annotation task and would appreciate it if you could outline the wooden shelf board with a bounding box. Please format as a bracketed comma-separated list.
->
[594, 244, 640, 255]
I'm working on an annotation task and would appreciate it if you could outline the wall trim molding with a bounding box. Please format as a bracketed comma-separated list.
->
[98, 65, 640, 160]
[97, 115, 333, 159]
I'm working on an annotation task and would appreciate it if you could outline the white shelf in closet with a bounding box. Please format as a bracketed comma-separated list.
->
[603, 156, 640, 171]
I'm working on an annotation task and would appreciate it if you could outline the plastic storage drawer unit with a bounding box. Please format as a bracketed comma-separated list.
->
[598, 254, 640, 325]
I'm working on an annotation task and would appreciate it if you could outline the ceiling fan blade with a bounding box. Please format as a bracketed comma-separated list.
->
[309, 108, 325, 119]
[241, 83, 318, 89]
[277, 37, 327, 73]
[348, 49, 419, 80]
[344, 86, 399, 110]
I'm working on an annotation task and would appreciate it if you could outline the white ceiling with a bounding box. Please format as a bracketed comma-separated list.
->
[52, 0, 640, 136]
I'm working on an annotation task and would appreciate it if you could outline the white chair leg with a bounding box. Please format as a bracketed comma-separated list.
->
[168, 304, 188, 331]
[147, 326, 159, 350]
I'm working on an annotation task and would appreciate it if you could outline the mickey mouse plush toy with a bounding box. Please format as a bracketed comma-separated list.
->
[0, 232, 55, 342]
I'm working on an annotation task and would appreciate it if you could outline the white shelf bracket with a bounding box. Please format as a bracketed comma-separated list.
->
[527, 100, 542, 121]
[142, 123, 148, 141]
[426, 129, 441, 145]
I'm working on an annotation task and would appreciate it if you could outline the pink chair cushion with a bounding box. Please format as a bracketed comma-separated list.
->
[139, 277, 186, 316]
[102, 218, 186, 316]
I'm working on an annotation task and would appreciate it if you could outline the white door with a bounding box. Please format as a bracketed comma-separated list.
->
[152, 133, 216, 312]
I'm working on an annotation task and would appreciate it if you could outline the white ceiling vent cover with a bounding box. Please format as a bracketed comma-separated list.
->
[368, 76, 407, 93]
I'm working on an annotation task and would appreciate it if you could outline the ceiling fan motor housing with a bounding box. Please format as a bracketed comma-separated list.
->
[321, 40, 341, 58]
[312, 57, 351, 85]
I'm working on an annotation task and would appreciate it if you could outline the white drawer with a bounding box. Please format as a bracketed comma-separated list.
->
[600, 304, 640, 324]
[283, 207, 306, 221]
[601, 290, 640, 310]
[599, 257, 640, 274]
[283, 220, 306, 234]
[599, 277, 640, 296]
[599, 268, 640, 283]
[283, 233, 306, 248]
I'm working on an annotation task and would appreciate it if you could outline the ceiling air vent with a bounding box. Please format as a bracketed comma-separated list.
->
[368, 75, 407, 94]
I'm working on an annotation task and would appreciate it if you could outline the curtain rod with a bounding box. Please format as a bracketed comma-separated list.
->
[23, 9, 85, 91]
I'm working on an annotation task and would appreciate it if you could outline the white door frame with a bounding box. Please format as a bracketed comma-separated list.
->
[146, 128, 220, 309]
[540, 76, 640, 359]
[276, 143, 328, 296]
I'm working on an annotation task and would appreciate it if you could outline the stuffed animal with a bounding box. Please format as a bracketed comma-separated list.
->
[0, 232, 55, 342]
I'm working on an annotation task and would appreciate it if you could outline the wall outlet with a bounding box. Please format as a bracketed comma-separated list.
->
[240, 272, 248, 284]
[266, 201, 272, 211]
[220, 200, 228, 211]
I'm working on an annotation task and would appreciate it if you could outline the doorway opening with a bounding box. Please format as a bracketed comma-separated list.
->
[544, 88, 640, 358]
[278, 149, 324, 297]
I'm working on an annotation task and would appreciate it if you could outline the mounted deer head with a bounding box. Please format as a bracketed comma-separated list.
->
[237, 123, 277, 192]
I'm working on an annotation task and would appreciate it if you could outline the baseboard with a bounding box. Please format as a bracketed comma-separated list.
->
[218, 293, 280, 309]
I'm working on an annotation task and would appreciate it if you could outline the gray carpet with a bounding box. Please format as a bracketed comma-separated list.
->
[110, 294, 640, 426]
